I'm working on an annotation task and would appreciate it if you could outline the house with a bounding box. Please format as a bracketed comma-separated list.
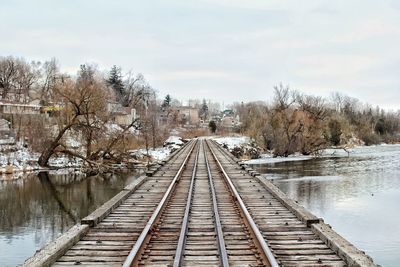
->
[221, 110, 241, 128]
[0, 119, 10, 131]
[113, 108, 137, 126]
[107, 101, 137, 126]
[0, 101, 42, 115]
[0, 118, 15, 146]
[174, 106, 200, 126]
[222, 109, 235, 116]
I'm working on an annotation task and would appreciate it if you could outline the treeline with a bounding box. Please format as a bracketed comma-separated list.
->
[234, 85, 400, 157]
[2, 56, 399, 164]
[0, 56, 166, 169]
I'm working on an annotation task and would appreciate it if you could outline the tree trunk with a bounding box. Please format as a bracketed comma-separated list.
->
[38, 118, 76, 167]
[151, 117, 156, 149]
[86, 130, 92, 158]
[98, 119, 137, 159]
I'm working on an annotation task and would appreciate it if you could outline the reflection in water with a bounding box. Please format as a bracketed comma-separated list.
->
[0, 170, 139, 266]
[251, 145, 400, 267]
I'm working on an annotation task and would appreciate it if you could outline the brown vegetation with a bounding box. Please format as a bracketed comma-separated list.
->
[234, 84, 400, 157]
[1, 55, 399, 165]
[0, 57, 161, 171]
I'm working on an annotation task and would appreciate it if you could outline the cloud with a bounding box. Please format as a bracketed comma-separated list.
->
[0, 0, 399, 110]
[157, 70, 233, 80]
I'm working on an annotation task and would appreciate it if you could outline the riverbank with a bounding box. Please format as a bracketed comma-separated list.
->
[0, 136, 187, 177]
[0, 146, 81, 176]
[213, 135, 398, 165]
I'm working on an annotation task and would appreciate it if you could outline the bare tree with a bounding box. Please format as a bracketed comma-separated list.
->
[0, 56, 16, 99]
[270, 86, 329, 156]
[296, 93, 328, 121]
[330, 92, 345, 113]
[123, 71, 152, 108]
[37, 58, 59, 104]
[273, 83, 296, 111]
[0, 56, 39, 102]
[38, 75, 107, 167]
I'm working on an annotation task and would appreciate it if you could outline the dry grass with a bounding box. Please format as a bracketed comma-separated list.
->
[180, 128, 210, 139]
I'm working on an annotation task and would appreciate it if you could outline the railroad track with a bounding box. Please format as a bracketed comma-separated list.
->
[207, 141, 347, 267]
[51, 139, 198, 266]
[123, 140, 278, 267]
[25, 138, 375, 267]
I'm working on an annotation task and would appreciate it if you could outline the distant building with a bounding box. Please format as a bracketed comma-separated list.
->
[0, 118, 15, 146]
[221, 110, 240, 128]
[107, 101, 137, 126]
[0, 101, 41, 115]
[174, 106, 199, 126]
[0, 119, 10, 131]
[222, 109, 234, 116]
[209, 115, 222, 123]
[158, 112, 169, 125]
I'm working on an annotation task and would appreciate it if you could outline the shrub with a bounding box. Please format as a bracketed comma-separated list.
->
[209, 120, 217, 133]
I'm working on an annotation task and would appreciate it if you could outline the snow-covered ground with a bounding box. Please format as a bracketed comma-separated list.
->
[0, 144, 83, 174]
[164, 136, 184, 150]
[135, 147, 172, 162]
[165, 136, 184, 146]
[245, 154, 313, 164]
[0, 134, 187, 175]
[213, 136, 250, 150]
[245, 147, 362, 165]
[213, 135, 360, 165]
[212, 135, 261, 159]
[129, 136, 187, 163]
[0, 147, 39, 173]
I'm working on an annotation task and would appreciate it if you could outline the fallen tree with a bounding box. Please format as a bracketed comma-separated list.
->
[38, 65, 146, 171]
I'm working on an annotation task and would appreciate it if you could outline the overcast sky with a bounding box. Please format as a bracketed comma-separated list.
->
[1, 0, 399, 109]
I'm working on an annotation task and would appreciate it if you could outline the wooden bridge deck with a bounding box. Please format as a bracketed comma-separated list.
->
[23, 139, 376, 267]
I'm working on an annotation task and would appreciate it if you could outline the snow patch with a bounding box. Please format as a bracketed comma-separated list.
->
[105, 123, 123, 134]
[0, 141, 83, 175]
[164, 136, 184, 146]
[0, 144, 39, 170]
[136, 147, 171, 162]
[245, 154, 313, 164]
[129, 136, 187, 163]
[213, 136, 250, 150]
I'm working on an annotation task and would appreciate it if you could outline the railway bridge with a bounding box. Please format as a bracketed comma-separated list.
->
[24, 139, 376, 267]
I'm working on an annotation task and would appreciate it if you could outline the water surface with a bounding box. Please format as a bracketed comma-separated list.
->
[250, 145, 400, 267]
[0, 171, 139, 266]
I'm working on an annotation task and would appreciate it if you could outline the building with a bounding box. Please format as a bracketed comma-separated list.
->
[0, 118, 15, 147]
[113, 108, 137, 126]
[107, 101, 137, 126]
[221, 109, 241, 128]
[174, 106, 200, 126]
[0, 101, 42, 115]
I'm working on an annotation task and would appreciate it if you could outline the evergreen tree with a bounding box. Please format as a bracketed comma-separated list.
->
[107, 65, 125, 105]
[162, 94, 171, 110]
[199, 99, 209, 120]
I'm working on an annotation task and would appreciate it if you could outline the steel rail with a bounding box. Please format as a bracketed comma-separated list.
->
[172, 140, 200, 267]
[203, 140, 230, 267]
[205, 140, 280, 267]
[122, 139, 198, 267]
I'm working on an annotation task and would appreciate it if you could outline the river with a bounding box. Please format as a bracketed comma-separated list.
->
[0, 170, 139, 266]
[1, 145, 399, 266]
[250, 144, 400, 267]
